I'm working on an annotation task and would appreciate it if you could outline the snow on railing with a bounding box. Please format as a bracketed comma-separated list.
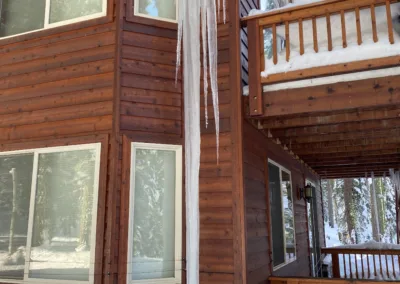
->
[322, 242, 400, 281]
[242, 0, 400, 116]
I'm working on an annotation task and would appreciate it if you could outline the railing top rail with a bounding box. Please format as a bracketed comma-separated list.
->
[241, 0, 399, 27]
[322, 247, 400, 255]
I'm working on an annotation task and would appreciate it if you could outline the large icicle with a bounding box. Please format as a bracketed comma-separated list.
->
[176, 0, 225, 282]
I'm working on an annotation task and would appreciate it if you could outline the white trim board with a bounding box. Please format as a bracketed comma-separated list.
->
[242, 66, 400, 95]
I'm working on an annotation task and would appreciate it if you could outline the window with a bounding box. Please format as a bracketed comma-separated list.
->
[268, 160, 296, 269]
[133, 0, 177, 23]
[0, 0, 107, 39]
[127, 143, 182, 283]
[0, 144, 101, 283]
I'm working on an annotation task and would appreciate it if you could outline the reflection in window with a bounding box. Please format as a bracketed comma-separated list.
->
[268, 161, 296, 269]
[0, 0, 106, 38]
[0, 144, 100, 283]
[134, 0, 177, 22]
[50, 0, 103, 24]
[0, 154, 33, 280]
[129, 144, 182, 283]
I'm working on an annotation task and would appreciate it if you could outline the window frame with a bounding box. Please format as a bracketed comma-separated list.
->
[268, 159, 297, 271]
[133, 0, 178, 23]
[127, 142, 182, 284]
[0, 143, 102, 284]
[126, 0, 178, 30]
[0, 0, 108, 41]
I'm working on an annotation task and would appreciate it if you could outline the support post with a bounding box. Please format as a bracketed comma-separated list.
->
[247, 19, 263, 116]
[331, 253, 340, 278]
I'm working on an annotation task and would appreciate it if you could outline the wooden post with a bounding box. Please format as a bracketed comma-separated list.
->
[331, 253, 340, 278]
[247, 19, 263, 116]
[8, 168, 17, 255]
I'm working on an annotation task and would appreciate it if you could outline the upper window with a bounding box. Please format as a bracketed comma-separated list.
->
[0, 0, 107, 39]
[133, 0, 177, 23]
[0, 144, 101, 283]
[268, 160, 296, 270]
[127, 143, 182, 283]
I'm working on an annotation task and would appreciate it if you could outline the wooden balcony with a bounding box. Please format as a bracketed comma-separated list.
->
[240, 0, 400, 179]
[322, 247, 400, 280]
[242, 0, 400, 116]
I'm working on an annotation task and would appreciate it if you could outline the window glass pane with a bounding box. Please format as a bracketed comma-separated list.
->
[0, 0, 45, 37]
[29, 149, 97, 281]
[281, 170, 295, 261]
[132, 149, 176, 280]
[136, 0, 177, 21]
[49, 0, 103, 24]
[268, 163, 285, 267]
[0, 154, 33, 280]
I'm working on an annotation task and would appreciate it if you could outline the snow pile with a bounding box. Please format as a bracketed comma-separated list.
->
[334, 240, 400, 250]
[249, 3, 400, 77]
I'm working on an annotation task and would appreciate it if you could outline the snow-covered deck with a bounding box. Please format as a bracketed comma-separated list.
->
[242, 0, 400, 116]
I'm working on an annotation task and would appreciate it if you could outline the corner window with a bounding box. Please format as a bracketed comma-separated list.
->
[133, 0, 177, 23]
[0, 144, 101, 283]
[268, 160, 296, 270]
[127, 143, 182, 283]
[0, 0, 107, 39]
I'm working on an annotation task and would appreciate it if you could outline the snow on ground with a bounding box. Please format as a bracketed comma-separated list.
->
[325, 222, 342, 248]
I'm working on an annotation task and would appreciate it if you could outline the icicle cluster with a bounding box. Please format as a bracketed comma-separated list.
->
[175, 0, 225, 283]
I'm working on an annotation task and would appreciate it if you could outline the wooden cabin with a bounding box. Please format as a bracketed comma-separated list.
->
[0, 0, 398, 284]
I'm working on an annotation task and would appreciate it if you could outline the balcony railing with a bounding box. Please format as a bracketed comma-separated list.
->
[242, 0, 400, 116]
[322, 247, 400, 280]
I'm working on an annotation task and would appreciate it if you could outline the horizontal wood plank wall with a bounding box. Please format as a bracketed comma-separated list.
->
[243, 120, 320, 283]
[0, 1, 117, 284]
[117, 1, 184, 284]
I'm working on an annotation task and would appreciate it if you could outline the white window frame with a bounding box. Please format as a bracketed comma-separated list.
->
[133, 0, 178, 23]
[127, 142, 182, 284]
[0, 0, 107, 40]
[268, 159, 297, 271]
[0, 143, 101, 284]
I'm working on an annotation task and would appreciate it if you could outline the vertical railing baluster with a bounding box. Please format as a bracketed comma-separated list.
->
[343, 253, 347, 278]
[385, 253, 389, 279]
[349, 254, 353, 278]
[386, 0, 395, 44]
[370, 4, 378, 42]
[285, 21, 290, 62]
[299, 18, 304, 55]
[312, 17, 318, 53]
[373, 253, 377, 277]
[391, 254, 396, 278]
[355, 7, 362, 45]
[272, 24, 278, 65]
[355, 254, 359, 279]
[260, 26, 265, 72]
[367, 254, 371, 278]
[379, 253, 383, 278]
[361, 253, 365, 278]
[326, 13, 332, 51]
[340, 10, 347, 48]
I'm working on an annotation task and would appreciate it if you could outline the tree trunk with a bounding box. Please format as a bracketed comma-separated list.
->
[8, 168, 17, 255]
[370, 175, 380, 241]
[343, 178, 354, 243]
[327, 179, 334, 228]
